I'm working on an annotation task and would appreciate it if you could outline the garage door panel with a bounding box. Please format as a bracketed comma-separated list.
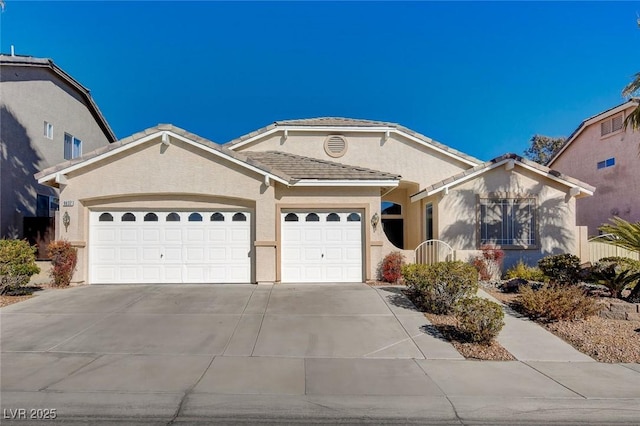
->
[120, 247, 139, 262]
[90, 211, 251, 284]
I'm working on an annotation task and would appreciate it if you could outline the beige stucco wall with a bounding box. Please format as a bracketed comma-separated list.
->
[434, 165, 578, 269]
[551, 106, 639, 236]
[1, 66, 112, 238]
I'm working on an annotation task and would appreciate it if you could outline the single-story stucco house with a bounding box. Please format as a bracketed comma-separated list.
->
[36, 118, 595, 284]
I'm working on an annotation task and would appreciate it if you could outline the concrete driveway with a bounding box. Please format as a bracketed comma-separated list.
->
[2, 284, 639, 425]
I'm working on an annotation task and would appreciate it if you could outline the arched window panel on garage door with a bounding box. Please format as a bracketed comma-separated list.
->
[166, 212, 181, 222]
[284, 213, 299, 222]
[211, 212, 225, 221]
[188, 212, 203, 222]
[99, 212, 113, 222]
[347, 213, 361, 222]
[327, 213, 341, 222]
[122, 213, 136, 222]
[232, 212, 247, 222]
[305, 213, 320, 222]
[144, 213, 158, 222]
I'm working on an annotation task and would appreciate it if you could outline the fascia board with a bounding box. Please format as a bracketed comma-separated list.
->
[292, 179, 400, 187]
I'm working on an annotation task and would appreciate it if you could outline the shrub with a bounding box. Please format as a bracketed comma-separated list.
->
[504, 260, 546, 282]
[588, 258, 640, 299]
[47, 240, 77, 287]
[0, 239, 40, 294]
[381, 251, 405, 283]
[402, 261, 478, 314]
[518, 284, 601, 322]
[471, 244, 504, 281]
[454, 297, 505, 344]
[537, 253, 581, 285]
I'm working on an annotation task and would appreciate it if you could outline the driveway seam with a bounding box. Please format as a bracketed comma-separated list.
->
[167, 355, 216, 425]
[249, 284, 274, 356]
[520, 361, 588, 399]
[412, 358, 465, 425]
[372, 286, 428, 359]
[220, 285, 258, 355]
[38, 354, 105, 391]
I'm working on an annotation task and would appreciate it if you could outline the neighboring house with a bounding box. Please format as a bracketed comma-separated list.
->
[36, 119, 593, 284]
[0, 54, 116, 254]
[548, 100, 640, 236]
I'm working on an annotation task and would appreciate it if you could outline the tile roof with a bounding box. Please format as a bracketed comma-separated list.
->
[36, 125, 399, 185]
[223, 116, 482, 166]
[1, 54, 117, 142]
[412, 153, 595, 200]
[243, 151, 401, 181]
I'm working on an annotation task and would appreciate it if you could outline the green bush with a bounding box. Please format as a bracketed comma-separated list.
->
[47, 240, 77, 287]
[402, 261, 478, 314]
[588, 258, 640, 299]
[0, 239, 40, 294]
[504, 260, 546, 282]
[518, 284, 601, 322]
[537, 254, 581, 284]
[454, 297, 505, 344]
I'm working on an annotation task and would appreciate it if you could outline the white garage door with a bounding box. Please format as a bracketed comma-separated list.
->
[281, 211, 363, 283]
[90, 211, 251, 284]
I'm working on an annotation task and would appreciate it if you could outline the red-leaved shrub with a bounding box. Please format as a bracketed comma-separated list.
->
[381, 251, 405, 283]
[472, 244, 505, 281]
[47, 240, 77, 287]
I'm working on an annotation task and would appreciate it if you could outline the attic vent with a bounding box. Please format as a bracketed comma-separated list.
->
[601, 114, 624, 137]
[324, 135, 348, 158]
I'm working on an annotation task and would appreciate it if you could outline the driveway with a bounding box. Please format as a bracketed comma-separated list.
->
[2, 284, 639, 424]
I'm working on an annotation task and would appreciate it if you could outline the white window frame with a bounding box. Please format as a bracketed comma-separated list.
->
[479, 196, 536, 248]
[44, 121, 53, 139]
[64, 133, 82, 160]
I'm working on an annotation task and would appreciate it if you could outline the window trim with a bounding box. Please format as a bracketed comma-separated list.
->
[44, 121, 53, 139]
[477, 194, 538, 250]
[64, 133, 82, 160]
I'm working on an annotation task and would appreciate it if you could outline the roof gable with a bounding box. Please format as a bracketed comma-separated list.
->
[547, 100, 639, 166]
[223, 116, 482, 167]
[410, 153, 595, 202]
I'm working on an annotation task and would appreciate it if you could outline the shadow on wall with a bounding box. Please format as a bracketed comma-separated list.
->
[439, 177, 574, 270]
[0, 105, 47, 238]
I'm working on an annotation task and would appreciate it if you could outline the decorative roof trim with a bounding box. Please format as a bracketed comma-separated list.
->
[547, 100, 639, 166]
[410, 154, 595, 202]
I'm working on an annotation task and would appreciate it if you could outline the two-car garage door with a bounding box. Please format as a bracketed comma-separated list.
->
[90, 211, 251, 284]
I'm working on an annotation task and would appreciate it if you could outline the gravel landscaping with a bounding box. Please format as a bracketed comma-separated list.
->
[484, 286, 640, 363]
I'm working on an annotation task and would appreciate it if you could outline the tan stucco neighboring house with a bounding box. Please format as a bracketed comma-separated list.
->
[0, 54, 116, 254]
[548, 100, 640, 236]
[36, 119, 594, 284]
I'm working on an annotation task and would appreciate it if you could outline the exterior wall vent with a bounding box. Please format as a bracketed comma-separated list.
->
[324, 135, 348, 158]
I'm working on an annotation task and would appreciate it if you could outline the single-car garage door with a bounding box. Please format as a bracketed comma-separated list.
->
[281, 211, 363, 283]
[90, 211, 251, 284]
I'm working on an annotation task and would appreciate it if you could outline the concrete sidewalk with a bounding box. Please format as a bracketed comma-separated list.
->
[479, 289, 595, 362]
[2, 356, 639, 424]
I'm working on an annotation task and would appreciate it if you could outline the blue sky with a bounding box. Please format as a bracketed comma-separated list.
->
[1, 1, 638, 160]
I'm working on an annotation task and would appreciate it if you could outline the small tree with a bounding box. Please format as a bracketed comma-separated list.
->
[523, 134, 566, 165]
